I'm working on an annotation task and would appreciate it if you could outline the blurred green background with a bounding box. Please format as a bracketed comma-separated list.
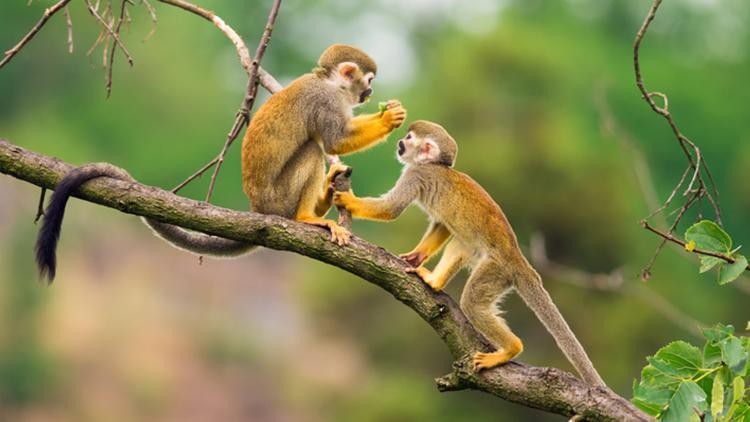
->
[2, 0, 749, 420]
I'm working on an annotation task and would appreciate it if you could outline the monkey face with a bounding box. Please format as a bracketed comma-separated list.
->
[334, 62, 375, 106]
[397, 131, 440, 165]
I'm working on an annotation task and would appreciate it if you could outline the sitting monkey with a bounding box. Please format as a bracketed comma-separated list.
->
[333, 120, 605, 386]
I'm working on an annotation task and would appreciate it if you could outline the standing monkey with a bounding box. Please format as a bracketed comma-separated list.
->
[35, 44, 406, 281]
[333, 120, 605, 386]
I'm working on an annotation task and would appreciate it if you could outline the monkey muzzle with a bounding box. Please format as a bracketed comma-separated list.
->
[397, 140, 406, 156]
[359, 88, 373, 103]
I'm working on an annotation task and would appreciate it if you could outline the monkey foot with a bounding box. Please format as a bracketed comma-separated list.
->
[299, 217, 351, 246]
[400, 251, 427, 268]
[472, 351, 513, 372]
[406, 267, 443, 291]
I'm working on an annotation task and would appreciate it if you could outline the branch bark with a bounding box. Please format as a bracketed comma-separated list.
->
[0, 139, 649, 421]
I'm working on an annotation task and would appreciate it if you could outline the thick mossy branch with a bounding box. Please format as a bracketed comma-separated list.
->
[0, 139, 649, 421]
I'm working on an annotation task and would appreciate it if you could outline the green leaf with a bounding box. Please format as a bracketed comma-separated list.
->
[650, 341, 704, 378]
[700, 256, 724, 273]
[712, 377, 724, 419]
[661, 381, 707, 422]
[704, 341, 723, 368]
[704, 324, 735, 343]
[722, 337, 748, 374]
[718, 255, 747, 285]
[685, 220, 732, 253]
[734, 377, 746, 404]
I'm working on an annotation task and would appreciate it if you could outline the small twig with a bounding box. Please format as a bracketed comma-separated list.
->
[141, 0, 158, 42]
[64, 4, 74, 54]
[105, 0, 129, 98]
[1, 0, 73, 69]
[333, 167, 353, 229]
[641, 220, 750, 271]
[84, 0, 134, 67]
[34, 187, 46, 223]
[204, 0, 282, 203]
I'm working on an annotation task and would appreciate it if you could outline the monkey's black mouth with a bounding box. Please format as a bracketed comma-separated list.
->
[397, 140, 405, 156]
[359, 88, 373, 103]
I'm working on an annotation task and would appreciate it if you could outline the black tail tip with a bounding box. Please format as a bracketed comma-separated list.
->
[34, 242, 56, 284]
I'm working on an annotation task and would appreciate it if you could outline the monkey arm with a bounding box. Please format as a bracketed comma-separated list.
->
[333, 172, 417, 221]
[324, 103, 406, 155]
[400, 221, 451, 267]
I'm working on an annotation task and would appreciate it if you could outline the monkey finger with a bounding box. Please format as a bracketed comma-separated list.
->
[386, 99, 401, 109]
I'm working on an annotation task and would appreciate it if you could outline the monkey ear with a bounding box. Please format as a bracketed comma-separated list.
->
[416, 139, 440, 164]
[337, 62, 359, 80]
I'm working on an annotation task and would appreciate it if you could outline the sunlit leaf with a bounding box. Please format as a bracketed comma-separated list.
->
[685, 220, 732, 253]
[718, 255, 747, 285]
[661, 381, 707, 422]
[712, 377, 724, 420]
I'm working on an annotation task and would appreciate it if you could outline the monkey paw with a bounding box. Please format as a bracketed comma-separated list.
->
[471, 351, 511, 373]
[406, 267, 443, 291]
[327, 163, 350, 181]
[327, 221, 351, 246]
[382, 99, 407, 129]
[400, 251, 428, 268]
[332, 191, 355, 209]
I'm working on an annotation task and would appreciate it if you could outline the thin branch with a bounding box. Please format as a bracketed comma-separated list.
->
[64, 4, 74, 54]
[106, 0, 130, 98]
[204, 0, 282, 202]
[633, 0, 726, 278]
[0, 0, 73, 69]
[641, 220, 750, 271]
[34, 187, 46, 224]
[84, 0, 134, 66]
[0, 139, 649, 421]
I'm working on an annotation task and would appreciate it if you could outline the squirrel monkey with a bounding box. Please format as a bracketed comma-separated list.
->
[333, 120, 606, 387]
[34, 44, 406, 281]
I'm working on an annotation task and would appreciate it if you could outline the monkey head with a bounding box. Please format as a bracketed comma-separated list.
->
[314, 44, 378, 106]
[397, 120, 457, 167]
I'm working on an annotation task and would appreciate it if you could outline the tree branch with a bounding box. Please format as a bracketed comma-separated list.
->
[0, 0, 73, 69]
[0, 138, 649, 421]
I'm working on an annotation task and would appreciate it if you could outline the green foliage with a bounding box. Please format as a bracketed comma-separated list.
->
[633, 324, 750, 421]
[685, 221, 747, 285]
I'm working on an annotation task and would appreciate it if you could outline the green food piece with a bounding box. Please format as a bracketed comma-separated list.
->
[378, 101, 388, 114]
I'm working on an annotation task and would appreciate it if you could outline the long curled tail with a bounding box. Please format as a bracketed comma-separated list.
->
[514, 267, 606, 387]
[35, 163, 256, 283]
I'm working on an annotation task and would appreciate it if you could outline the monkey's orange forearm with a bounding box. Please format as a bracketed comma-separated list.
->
[327, 114, 394, 155]
[345, 197, 398, 221]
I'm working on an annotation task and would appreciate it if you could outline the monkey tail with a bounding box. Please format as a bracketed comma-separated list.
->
[35, 163, 132, 282]
[513, 266, 606, 387]
[35, 163, 256, 283]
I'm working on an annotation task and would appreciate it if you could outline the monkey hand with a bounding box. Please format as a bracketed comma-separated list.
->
[332, 190, 358, 212]
[400, 251, 428, 268]
[380, 99, 407, 130]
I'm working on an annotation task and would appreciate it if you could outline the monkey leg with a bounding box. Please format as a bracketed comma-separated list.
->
[291, 150, 350, 246]
[400, 221, 451, 267]
[314, 162, 349, 217]
[407, 239, 467, 291]
[460, 260, 523, 372]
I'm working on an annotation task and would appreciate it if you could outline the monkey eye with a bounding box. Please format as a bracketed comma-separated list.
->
[367, 76, 374, 85]
[405, 133, 412, 140]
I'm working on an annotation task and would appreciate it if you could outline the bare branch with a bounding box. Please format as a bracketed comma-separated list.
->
[204, 0, 282, 202]
[0, 139, 650, 421]
[64, 4, 74, 54]
[106, 0, 130, 98]
[641, 220, 750, 272]
[0, 0, 73, 69]
[84, 0, 134, 66]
